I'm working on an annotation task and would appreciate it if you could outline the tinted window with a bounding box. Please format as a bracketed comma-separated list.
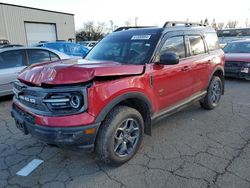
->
[50, 52, 60, 61]
[189, 35, 205, 55]
[205, 33, 219, 51]
[27, 50, 50, 65]
[224, 42, 250, 53]
[160, 36, 186, 58]
[0, 50, 25, 69]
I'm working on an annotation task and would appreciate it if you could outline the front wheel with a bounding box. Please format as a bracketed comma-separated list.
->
[200, 76, 222, 110]
[95, 106, 144, 165]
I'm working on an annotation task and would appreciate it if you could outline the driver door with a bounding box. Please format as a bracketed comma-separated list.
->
[152, 33, 194, 112]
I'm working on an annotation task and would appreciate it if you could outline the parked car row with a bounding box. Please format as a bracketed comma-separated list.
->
[0, 47, 70, 97]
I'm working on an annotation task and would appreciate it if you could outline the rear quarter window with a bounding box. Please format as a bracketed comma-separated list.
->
[205, 33, 220, 51]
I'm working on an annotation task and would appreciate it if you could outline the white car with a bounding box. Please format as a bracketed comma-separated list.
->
[0, 47, 70, 97]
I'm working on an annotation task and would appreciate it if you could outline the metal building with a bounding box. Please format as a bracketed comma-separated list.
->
[0, 3, 75, 46]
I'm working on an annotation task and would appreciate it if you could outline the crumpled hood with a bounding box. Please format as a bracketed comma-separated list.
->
[18, 59, 145, 86]
[225, 53, 250, 63]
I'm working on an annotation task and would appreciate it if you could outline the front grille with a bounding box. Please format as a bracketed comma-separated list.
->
[225, 61, 244, 73]
[225, 61, 245, 67]
[13, 81, 48, 111]
[13, 104, 35, 124]
[13, 80, 88, 116]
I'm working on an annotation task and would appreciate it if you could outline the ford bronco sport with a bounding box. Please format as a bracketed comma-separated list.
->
[11, 21, 225, 165]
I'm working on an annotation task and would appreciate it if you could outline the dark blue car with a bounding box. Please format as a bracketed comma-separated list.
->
[39, 42, 89, 58]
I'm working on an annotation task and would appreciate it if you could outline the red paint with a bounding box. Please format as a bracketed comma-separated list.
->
[14, 51, 225, 128]
[18, 59, 144, 86]
[13, 98, 95, 127]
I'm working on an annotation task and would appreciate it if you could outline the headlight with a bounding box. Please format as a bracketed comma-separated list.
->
[70, 95, 81, 109]
[43, 92, 84, 112]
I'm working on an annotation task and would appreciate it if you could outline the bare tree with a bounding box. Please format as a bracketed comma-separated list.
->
[226, 20, 239, 28]
[76, 21, 107, 41]
[245, 19, 250, 27]
[211, 19, 217, 29]
[204, 18, 209, 25]
[125, 19, 132, 27]
[217, 22, 225, 30]
[109, 20, 114, 32]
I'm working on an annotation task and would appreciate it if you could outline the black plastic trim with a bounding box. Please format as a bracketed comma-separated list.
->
[95, 92, 153, 123]
[11, 106, 100, 150]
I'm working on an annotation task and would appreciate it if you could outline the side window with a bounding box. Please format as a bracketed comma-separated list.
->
[188, 35, 205, 55]
[160, 36, 186, 58]
[27, 50, 50, 65]
[50, 52, 60, 61]
[0, 50, 25, 69]
[204, 33, 220, 51]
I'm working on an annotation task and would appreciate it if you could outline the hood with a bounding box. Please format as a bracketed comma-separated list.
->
[18, 59, 145, 86]
[225, 53, 250, 63]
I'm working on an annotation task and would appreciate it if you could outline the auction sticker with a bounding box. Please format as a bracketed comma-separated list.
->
[131, 35, 151, 40]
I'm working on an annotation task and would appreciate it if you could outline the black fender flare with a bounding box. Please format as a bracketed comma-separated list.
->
[95, 92, 153, 135]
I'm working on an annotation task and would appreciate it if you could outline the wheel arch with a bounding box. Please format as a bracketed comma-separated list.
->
[209, 66, 225, 94]
[95, 92, 153, 135]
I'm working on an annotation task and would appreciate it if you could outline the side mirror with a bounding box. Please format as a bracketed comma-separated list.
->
[159, 52, 179, 65]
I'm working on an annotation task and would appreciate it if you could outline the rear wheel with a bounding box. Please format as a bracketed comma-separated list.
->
[200, 76, 222, 110]
[95, 106, 143, 165]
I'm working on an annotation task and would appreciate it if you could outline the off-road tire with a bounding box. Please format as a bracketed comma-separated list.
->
[95, 105, 144, 165]
[200, 76, 222, 110]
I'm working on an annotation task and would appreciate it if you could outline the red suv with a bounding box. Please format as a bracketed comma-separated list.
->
[11, 22, 225, 165]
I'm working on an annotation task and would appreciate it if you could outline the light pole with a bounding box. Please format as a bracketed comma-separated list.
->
[135, 17, 138, 26]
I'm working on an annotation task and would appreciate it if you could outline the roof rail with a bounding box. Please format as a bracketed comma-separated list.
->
[114, 26, 155, 32]
[163, 21, 207, 28]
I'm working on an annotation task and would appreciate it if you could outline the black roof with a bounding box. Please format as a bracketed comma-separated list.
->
[0, 2, 74, 16]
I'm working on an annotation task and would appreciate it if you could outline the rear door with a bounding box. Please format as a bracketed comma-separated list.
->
[186, 34, 211, 93]
[152, 32, 194, 111]
[0, 50, 26, 96]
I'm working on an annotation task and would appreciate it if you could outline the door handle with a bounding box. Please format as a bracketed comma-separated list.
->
[181, 66, 191, 71]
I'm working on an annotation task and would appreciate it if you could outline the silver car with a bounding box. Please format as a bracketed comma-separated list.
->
[0, 47, 70, 97]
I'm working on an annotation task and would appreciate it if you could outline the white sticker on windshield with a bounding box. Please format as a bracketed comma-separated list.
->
[131, 35, 151, 40]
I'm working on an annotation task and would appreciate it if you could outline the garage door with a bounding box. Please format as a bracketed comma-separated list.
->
[25, 23, 57, 46]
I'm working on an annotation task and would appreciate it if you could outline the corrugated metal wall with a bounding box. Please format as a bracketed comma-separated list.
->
[0, 4, 75, 45]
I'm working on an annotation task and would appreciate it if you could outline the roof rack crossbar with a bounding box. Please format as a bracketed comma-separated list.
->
[163, 21, 207, 28]
[114, 26, 155, 32]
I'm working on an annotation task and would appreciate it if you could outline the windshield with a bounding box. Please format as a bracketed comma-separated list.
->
[85, 33, 160, 65]
[224, 42, 250, 53]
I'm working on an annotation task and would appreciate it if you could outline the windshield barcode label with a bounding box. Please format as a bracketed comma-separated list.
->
[131, 35, 151, 40]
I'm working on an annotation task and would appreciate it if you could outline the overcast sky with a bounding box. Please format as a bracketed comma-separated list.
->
[1, 0, 250, 30]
